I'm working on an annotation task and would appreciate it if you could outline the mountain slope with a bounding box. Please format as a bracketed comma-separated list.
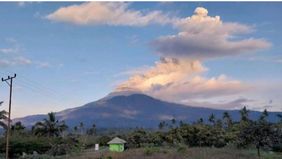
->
[14, 93, 281, 128]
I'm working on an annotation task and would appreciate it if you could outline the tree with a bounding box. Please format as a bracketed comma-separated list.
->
[0, 101, 8, 130]
[237, 110, 275, 157]
[158, 121, 164, 130]
[259, 109, 269, 122]
[238, 121, 273, 157]
[208, 113, 216, 125]
[240, 106, 250, 122]
[11, 121, 25, 135]
[32, 112, 68, 137]
[87, 123, 96, 135]
[79, 122, 84, 135]
[223, 111, 233, 129]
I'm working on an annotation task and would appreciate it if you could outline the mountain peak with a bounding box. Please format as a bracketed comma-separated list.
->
[102, 90, 144, 100]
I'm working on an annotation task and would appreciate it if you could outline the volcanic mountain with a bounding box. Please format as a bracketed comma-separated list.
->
[14, 92, 281, 128]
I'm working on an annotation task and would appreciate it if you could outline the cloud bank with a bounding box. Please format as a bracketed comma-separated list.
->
[115, 7, 268, 107]
[116, 57, 249, 102]
[47, 2, 173, 26]
[153, 7, 271, 60]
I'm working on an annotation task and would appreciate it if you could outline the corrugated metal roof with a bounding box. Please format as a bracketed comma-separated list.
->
[107, 137, 127, 144]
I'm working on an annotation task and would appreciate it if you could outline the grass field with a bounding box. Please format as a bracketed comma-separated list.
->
[61, 147, 282, 159]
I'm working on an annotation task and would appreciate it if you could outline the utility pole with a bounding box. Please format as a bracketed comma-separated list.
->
[2, 74, 16, 159]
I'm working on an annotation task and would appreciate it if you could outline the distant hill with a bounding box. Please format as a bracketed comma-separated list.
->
[14, 93, 282, 128]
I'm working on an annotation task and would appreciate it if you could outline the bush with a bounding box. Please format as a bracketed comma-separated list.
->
[272, 143, 282, 152]
[47, 137, 81, 156]
[0, 136, 81, 158]
[214, 138, 227, 148]
[0, 136, 51, 158]
[144, 147, 160, 156]
[176, 145, 187, 153]
[96, 136, 111, 146]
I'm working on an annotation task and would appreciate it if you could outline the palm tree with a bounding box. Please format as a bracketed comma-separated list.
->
[0, 101, 8, 130]
[32, 112, 68, 137]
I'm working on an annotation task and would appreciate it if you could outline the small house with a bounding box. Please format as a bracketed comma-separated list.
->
[107, 137, 126, 152]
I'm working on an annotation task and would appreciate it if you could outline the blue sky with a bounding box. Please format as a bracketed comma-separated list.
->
[0, 2, 281, 118]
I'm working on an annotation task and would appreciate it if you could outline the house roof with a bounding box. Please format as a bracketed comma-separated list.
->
[107, 137, 127, 144]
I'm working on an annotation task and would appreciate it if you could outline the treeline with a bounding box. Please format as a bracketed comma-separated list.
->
[0, 107, 282, 158]
[119, 107, 282, 157]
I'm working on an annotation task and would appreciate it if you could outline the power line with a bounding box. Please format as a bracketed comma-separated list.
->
[1, 70, 68, 105]
[1, 73, 16, 159]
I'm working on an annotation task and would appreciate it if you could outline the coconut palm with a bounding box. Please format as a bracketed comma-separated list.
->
[32, 112, 68, 137]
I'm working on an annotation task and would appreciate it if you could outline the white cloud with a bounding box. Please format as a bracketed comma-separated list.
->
[153, 7, 271, 60]
[0, 39, 32, 68]
[0, 56, 32, 67]
[116, 57, 206, 92]
[36, 62, 51, 68]
[182, 98, 254, 110]
[17, 2, 40, 8]
[46, 4, 271, 60]
[0, 39, 20, 54]
[115, 58, 248, 103]
[0, 48, 19, 54]
[46, 2, 173, 26]
[148, 74, 249, 102]
[17, 2, 26, 7]
[0, 39, 57, 69]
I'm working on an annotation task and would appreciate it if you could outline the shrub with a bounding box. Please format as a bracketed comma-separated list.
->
[272, 143, 282, 152]
[176, 145, 187, 153]
[96, 136, 111, 146]
[144, 147, 160, 156]
[0, 136, 51, 158]
[47, 137, 81, 156]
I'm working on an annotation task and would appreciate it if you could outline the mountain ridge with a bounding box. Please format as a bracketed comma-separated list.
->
[14, 93, 282, 128]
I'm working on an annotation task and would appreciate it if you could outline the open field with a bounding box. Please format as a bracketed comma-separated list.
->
[58, 147, 282, 159]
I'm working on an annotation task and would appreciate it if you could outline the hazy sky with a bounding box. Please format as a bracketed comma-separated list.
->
[0, 2, 281, 118]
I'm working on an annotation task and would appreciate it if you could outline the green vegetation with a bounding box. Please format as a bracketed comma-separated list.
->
[0, 107, 281, 158]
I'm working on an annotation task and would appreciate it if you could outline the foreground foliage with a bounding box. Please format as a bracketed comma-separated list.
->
[0, 107, 281, 158]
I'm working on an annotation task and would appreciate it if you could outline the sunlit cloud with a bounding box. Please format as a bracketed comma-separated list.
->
[116, 57, 206, 92]
[153, 7, 271, 60]
[114, 7, 270, 109]
[115, 57, 249, 103]
[47, 2, 173, 26]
